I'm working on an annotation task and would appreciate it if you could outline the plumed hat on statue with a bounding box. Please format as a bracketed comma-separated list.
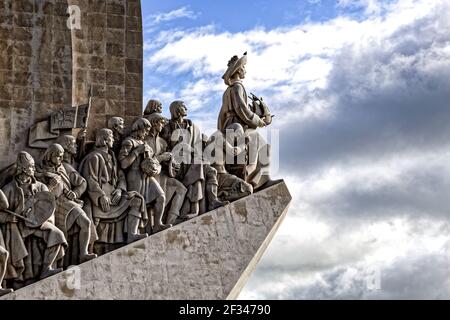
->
[222, 52, 248, 86]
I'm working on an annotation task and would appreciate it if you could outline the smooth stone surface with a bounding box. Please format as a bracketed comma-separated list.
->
[1, 182, 291, 300]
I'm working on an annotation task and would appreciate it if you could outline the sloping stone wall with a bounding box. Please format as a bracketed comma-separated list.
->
[0, 0, 143, 169]
[1, 182, 292, 300]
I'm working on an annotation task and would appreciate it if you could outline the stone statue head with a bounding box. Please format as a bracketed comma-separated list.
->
[169, 101, 188, 119]
[43, 144, 65, 168]
[107, 117, 125, 136]
[222, 52, 248, 85]
[16, 151, 36, 178]
[144, 100, 163, 115]
[56, 135, 77, 156]
[146, 113, 166, 134]
[131, 118, 151, 140]
[96, 128, 114, 149]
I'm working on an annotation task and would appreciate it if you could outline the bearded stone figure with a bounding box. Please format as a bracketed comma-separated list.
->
[0, 152, 67, 284]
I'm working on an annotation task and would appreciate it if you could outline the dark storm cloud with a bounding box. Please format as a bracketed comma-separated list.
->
[302, 158, 450, 220]
[279, 3, 450, 174]
[241, 1, 450, 300]
[285, 252, 450, 300]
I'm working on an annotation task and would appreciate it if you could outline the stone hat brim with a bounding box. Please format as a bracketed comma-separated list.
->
[222, 53, 248, 85]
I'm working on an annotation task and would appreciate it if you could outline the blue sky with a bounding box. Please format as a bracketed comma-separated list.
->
[141, 0, 368, 123]
[140, 0, 450, 299]
[142, 0, 339, 33]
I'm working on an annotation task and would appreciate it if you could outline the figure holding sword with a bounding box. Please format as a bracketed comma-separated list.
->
[0, 152, 67, 282]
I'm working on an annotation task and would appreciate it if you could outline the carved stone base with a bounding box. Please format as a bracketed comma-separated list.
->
[1, 182, 291, 300]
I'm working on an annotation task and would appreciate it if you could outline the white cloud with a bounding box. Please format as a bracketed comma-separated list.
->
[144, 0, 443, 129]
[144, 6, 199, 28]
[142, 0, 450, 299]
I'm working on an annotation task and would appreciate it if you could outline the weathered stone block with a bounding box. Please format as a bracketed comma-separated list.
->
[106, 71, 125, 86]
[105, 85, 124, 100]
[107, 14, 125, 29]
[13, 13, 34, 28]
[105, 99, 124, 115]
[88, 0, 106, 13]
[125, 58, 141, 73]
[107, 3, 125, 15]
[0, 0, 143, 169]
[106, 42, 124, 57]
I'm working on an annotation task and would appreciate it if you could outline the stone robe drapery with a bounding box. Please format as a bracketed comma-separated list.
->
[1, 180, 66, 281]
[161, 119, 204, 204]
[217, 79, 272, 189]
[79, 148, 147, 244]
[218, 80, 262, 132]
[119, 137, 164, 205]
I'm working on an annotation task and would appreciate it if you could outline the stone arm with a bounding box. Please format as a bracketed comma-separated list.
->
[116, 168, 127, 193]
[0, 190, 8, 224]
[118, 139, 139, 170]
[155, 138, 170, 162]
[69, 171, 87, 199]
[82, 156, 106, 205]
[231, 84, 262, 129]
[160, 126, 172, 149]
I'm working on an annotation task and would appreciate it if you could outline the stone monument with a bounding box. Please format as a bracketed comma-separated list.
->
[0, 0, 290, 300]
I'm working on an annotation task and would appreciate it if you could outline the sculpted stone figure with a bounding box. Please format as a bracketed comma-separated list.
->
[119, 118, 171, 233]
[145, 113, 187, 225]
[0, 216, 13, 296]
[38, 144, 97, 265]
[161, 101, 227, 218]
[144, 99, 163, 116]
[107, 117, 126, 156]
[218, 53, 282, 191]
[79, 129, 148, 249]
[0, 246, 13, 296]
[57, 135, 79, 168]
[0, 152, 66, 282]
[206, 124, 253, 202]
